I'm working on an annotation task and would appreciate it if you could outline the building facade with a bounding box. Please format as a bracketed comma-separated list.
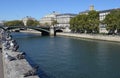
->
[22, 16, 35, 26]
[39, 12, 77, 32]
[79, 5, 95, 15]
[56, 13, 77, 32]
[99, 8, 120, 33]
[39, 12, 59, 26]
[56, 13, 77, 27]
[0, 21, 5, 26]
[39, 6, 120, 33]
[99, 9, 111, 33]
[79, 5, 120, 33]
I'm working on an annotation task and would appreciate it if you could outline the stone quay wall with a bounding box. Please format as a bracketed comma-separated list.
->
[0, 29, 39, 78]
[2, 46, 39, 78]
[57, 33, 120, 42]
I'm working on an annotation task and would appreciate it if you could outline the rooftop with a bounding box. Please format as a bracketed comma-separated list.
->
[57, 13, 77, 16]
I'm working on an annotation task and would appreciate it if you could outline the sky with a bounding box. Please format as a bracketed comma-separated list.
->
[0, 0, 120, 21]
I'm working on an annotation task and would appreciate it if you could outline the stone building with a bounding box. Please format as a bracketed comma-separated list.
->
[22, 16, 35, 26]
[39, 12, 59, 26]
[0, 21, 5, 26]
[99, 9, 111, 33]
[99, 8, 120, 33]
[79, 5, 120, 33]
[39, 12, 77, 32]
[56, 13, 77, 32]
[79, 5, 95, 15]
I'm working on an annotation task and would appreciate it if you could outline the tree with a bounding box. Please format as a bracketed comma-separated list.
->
[4, 20, 24, 26]
[44, 22, 50, 26]
[103, 9, 120, 34]
[70, 17, 78, 32]
[87, 10, 99, 33]
[78, 14, 88, 33]
[51, 20, 58, 26]
[26, 20, 39, 26]
[70, 10, 99, 33]
[113, 10, 120, 34]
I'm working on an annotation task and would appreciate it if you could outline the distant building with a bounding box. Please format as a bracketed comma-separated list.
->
[79, 5, 95, 15]
[89, 5, 94, 11]
[99, 9, 111, 33]
[22, 16, 35, 26]
[0, 21, 5, 26]
[79, 5, 120, 33]
[99, 8, 120, 33]
[56, 13, 77, 32]
[39, 11, 59, 26]
[39, 12, 77, 32]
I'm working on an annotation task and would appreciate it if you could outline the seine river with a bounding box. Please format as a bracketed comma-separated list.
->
[12, 32, 120, 78]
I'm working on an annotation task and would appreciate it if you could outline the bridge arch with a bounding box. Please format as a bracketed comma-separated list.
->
[0, 26, 62, 36]
[1, 26, 51, 36]
[0, 26, 7, 30]
[55, 29, 63, 32]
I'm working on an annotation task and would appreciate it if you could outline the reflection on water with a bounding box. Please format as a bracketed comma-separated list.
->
[12, 32, 120, 78]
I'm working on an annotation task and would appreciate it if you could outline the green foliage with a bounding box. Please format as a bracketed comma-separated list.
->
[44, 22, 50, 26]
[4, 20, 24, 26]
[70, 17, 78, 32]
[70, 10, 99, 33]
[26, 20, 39, 26]
[87, 10, 99, 33]
[51, 20, 58, 26]
[103, 9, 120, 34]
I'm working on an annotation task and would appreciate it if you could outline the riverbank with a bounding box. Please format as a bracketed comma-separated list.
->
[57, 33, 120, 42]
[0, 30, 39, 78]
[2, 46, 39, 78]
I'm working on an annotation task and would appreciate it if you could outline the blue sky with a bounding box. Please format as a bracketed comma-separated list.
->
[0, 0, 120, 21]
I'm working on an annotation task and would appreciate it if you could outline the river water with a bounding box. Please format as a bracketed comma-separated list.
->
[12, 32, 120, 78]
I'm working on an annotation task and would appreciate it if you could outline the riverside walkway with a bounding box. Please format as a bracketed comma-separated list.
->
[57, 33, 120, 42]
[0, 29, 39, 78]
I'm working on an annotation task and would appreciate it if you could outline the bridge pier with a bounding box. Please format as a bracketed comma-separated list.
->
[50, 26, 56, 36]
